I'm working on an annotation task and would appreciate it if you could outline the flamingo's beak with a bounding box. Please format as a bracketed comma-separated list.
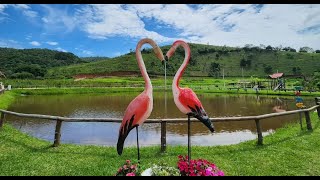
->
[199, 116, 215, 133]
[162, 55, 169, 65]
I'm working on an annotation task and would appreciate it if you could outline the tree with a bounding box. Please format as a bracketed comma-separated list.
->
[292, 67, 301, 75]
[243, 44, 254, 51]
[259, 44, 266, 50]
[208, 62, 221, 77]
[264, 65, 273, 74]
[310, 71, 320, 90]
[289, 48, 296, 52]
[274, 45, 282, 51]
[14, 64, 47, 78]
[315, 50, 320, 53]
[0, 47, 83, 79]
[215, 53, 220, 60]
[266, 45, 273, 51]
[240, 58, 247, 68]
[299, 46, 314, 53]
[189, 56, 197, 66]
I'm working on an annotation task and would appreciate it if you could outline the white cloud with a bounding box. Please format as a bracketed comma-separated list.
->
[25, 35, 32, 40]
[29, 41, 41, 46]
[46, 41, 58, 46]
[76, 4, 175, 43]
[56, 47, 67, 52]
[0, 39, 22, 49]
[82, 50, 93, 55]
[74, 4, 320, 50]
[14, 4, 29, 9]
[0, 4, 8, 14]
[13, 4, 38, 18]
[41, 5, 77, 33]
[129, 4, 320, 50]
[41, 17, 49, 23]
[112, 52, 122, 57]
[0, 4, 9, 21]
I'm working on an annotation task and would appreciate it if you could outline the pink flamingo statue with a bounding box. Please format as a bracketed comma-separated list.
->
[165, 40, 214, 165]
[117, 38, 165, 162]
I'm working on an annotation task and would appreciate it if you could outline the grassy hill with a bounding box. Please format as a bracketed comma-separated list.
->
[81, 56, 110, 62]
[0, 48, 85, 79]
[46, 44, 320, 78]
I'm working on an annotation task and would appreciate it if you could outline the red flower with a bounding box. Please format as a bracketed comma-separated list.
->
[177, 155, 225, 176]
[115, 160, 139, 176]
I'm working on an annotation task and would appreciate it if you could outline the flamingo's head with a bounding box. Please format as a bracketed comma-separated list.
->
[153, 45, 165, 62]
[165, 40, 189, 63]
[165, 43, 178, 61]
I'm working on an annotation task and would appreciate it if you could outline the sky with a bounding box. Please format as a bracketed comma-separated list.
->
[0, 4, 320, 57]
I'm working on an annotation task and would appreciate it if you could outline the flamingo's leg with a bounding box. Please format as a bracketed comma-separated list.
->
[136, 126, 140, 163]
[188, 114, 191, 172]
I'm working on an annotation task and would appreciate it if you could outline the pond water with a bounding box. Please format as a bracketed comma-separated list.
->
[6, 92, 315, 146]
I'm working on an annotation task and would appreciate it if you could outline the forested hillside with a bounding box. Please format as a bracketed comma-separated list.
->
[0, 48, 84, 79]
[46, 44, 320, 78]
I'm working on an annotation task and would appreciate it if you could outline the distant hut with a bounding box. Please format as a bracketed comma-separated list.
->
[268, 72, 286, 91]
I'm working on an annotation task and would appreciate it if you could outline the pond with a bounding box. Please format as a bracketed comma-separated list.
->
[6, 92, 315, 147]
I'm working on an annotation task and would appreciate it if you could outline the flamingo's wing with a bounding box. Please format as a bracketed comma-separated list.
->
[117, 93, 151, 155]
[178, 88, 214, 132]
[179, 88, 207, 117]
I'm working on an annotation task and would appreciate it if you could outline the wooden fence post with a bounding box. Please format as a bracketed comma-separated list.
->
[315, 97, 320, 118]
[304, 111, 313, 131]
[255, 119, 263, 145]
[53, 120, 63, 147]
[160, 121, 167, 153]
[0, 112, 5, 128]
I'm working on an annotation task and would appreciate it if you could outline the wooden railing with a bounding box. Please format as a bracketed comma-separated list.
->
[1, 98, 320, 152]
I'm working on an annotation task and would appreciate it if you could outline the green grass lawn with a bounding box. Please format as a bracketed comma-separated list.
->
[1, 92, 320, 176]
[0, 114, 319, 176]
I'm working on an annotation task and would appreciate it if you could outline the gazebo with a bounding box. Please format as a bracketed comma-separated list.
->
[268, 72, 286, 91]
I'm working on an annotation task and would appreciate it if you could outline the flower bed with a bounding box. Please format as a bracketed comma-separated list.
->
[115, 155, 224, 176]
[177, 155, 224, 176]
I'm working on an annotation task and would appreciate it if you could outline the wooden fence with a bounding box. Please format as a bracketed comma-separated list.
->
[1, 98, 319, 152]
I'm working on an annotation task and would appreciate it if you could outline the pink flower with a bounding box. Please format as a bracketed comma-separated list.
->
[205, 167, 212, 176]
[177, 155, 225, 176]
[126, 172, 135, 176]
[126, 160, 131, 164]
[217, 170, 225, 176]
[118, 167, 123, 172]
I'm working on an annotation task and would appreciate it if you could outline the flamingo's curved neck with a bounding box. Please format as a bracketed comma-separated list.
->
[136, 39, 158, 93]
[173, 42, 191, 91]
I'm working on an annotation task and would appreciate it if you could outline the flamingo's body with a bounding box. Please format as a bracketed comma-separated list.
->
[117, 38, 164, 156]
[166, 40, 214, 132]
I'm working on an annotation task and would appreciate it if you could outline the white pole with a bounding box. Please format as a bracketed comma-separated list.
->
[242, 68, 244, 88]
[164, 60, 167, 118]
[223, 68, 225, 89]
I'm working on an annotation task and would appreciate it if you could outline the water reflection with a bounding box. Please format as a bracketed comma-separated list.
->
[6, 93, 315, 146]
